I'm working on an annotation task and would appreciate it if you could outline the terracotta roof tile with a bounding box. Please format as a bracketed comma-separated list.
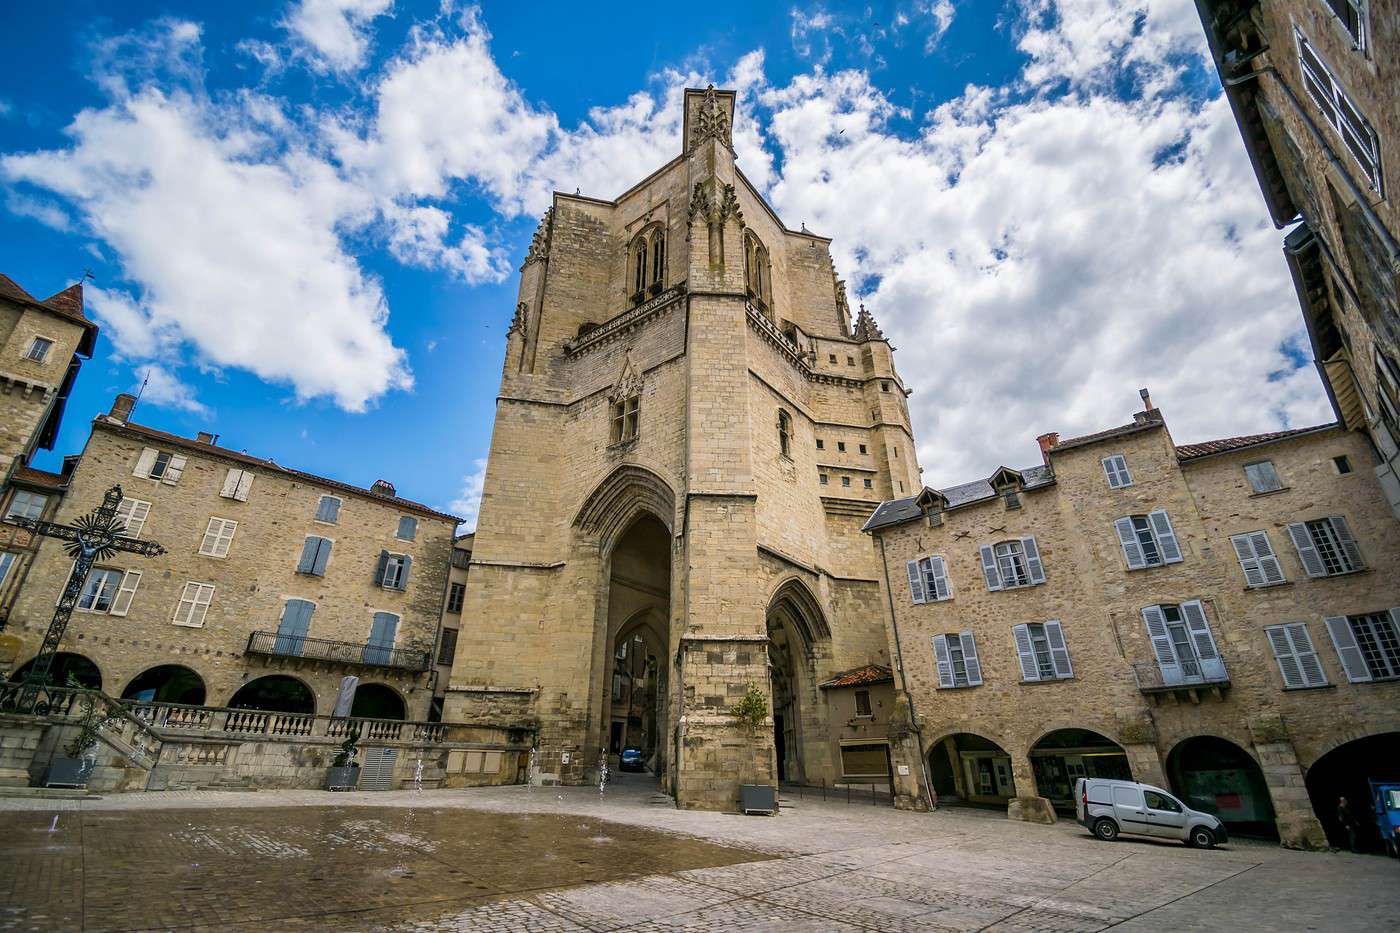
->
[1175, 424, 1337, 461]
[0, 274, 95, 331]
[0, 273, 40, 305]
[11, 466, 68, 491]
[819, 664, 893, 689]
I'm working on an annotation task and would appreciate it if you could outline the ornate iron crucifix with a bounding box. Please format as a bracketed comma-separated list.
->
[6, 484, 165, 712]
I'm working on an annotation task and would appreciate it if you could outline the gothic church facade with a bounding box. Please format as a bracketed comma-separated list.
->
[443, 87, 921, 809]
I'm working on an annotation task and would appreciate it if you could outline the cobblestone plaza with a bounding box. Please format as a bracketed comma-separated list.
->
[3, 780, 1397, 931]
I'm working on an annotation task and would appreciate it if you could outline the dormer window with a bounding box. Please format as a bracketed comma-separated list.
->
[989, 466, 1023, 511]
[915, 487, 948, 528]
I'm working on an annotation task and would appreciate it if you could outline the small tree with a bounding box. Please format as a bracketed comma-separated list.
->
[64, 695, 111, 759]
[730, 683, 768, 730]
[332, 733, 360, 768]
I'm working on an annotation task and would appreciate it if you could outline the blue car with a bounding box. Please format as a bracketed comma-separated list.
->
[619, 746, 645, 772]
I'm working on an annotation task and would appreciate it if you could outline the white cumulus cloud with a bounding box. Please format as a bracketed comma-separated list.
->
[447, 457, 487, 531]
[283, 0, 393, 74]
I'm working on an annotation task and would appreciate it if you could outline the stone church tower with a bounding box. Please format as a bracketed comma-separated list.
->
[444, 87, 922, 809]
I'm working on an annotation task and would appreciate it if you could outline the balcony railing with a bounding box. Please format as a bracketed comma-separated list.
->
[1132, 661, 1230, 695]
[127, 700, 448, 744]
[245, 631, 431, 672]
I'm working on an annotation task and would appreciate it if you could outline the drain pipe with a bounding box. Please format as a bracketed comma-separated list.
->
[877, 534, 936, 810]
[1227, 64, 1400, 265]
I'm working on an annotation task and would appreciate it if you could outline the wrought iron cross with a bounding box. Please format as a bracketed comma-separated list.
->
[6, 484, 165, 711]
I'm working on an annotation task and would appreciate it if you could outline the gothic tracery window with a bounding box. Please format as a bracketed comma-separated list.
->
[743, 231, 771, 313]
[611, 395, 640, 445]
[777, 408, 792, 458]
[630, 224, 666, 303]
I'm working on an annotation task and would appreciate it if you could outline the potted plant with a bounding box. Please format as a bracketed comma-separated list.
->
[731, 684, 778, 815]
[45, 695, 107, 788]
[327, 733, 361, 790]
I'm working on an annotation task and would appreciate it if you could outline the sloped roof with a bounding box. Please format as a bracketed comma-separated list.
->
[11, 466, 68, 491]
[1175, 424, 1337, 461]
[819, 664, 893, 689]
[863, 463, 1055, 532]
[0, 274, 94, 328]
[96, 417, 463, 524]
[1050, 416, 1162, 452]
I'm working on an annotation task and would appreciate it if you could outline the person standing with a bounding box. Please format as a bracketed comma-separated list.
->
[1336, 796, 1360, 853]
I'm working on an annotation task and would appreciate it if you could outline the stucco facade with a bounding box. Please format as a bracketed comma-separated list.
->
[868, 396, 1400, 848]
[443, 87, 920, 810]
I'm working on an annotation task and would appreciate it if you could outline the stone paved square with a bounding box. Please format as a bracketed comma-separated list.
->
[1, 782, 1398, 931]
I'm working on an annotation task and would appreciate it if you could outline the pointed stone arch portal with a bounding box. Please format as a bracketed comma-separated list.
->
[767, 579, 832, 784]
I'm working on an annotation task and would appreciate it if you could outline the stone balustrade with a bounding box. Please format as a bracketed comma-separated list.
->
[127, 700, 446, 745]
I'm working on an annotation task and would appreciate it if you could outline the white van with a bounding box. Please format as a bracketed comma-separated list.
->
[1076, 777, 1227, 848]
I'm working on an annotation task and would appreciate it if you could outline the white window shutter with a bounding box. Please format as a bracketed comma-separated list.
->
[1324, 615, 1371, 682]
[1182, 600, 1224, 681]
[133, 447, 157, 478]
[1115, 518, 1146, 570]
[929, 556, 951, 601]
[959, 631, 982, 685]
[1149, 510, 1183, 563]
[163, 455, 186, 485]
[221, 469, 242, 498]
[1141, 605, 1183, 685]
[1230, 534, 1265, 587]
[109, 570, 142, 617]
[235, 470, 254, 501]
[906, 560, 926, 604]
[1288, 522, 1326, 577]
[932, 635, 955, 688]
[1021, 536, 1045, 584]
[1102, 457, 1120, 488]
[1251, 532, 1286, 585]
[1329, 515, 1364, 570]
[979, 545, 1002, 591]
[1012, 624, 1038, 681]
[1288, 623, 1327, 687]
[1045, 620, 1073, 678]
[1266, 625, 1306, 689]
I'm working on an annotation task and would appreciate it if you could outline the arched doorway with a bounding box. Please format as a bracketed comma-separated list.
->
[350, 683, 406, 720]
[766, 580, 830, 785]
[121, 665, 206, 705]
[1305, 732, 1400, 852]
[227, 675, 315, 714]
[928, 733, 1016, 806]
[1167, 736, 1277, 840]
[1031, 729, 1131, 811]
[600, 514, 671, 779]
[10, 652, 101, 690]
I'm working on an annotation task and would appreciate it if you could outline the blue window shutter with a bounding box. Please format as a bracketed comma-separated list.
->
[366, 611, 398, 664]
[276, 599, 314, 655]
[398, 555, 412, 590]
[374, 550, 389, 585]
[398, 516, 417, 540]
[312, 538, 332, 576]
[297, 538, 318, 573]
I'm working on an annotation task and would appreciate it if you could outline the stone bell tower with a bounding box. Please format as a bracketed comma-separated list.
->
[446, 86, 922, 811]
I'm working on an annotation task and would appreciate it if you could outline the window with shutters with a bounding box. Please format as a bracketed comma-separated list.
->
[1265, 623, 1328, 689]
[25, 336, 53, 363]
[450, 547, 470, 569]
[906, 555, 951, 603]
[446, 582, 465, 613]
[365, 611, 399, 665]
[610, 395, 639, 445]
[77, 568, 123, 613]
[274, 599, 315, 656]
[315, 495, 341, 524]
[397, 515, 418, 541]
[220, 468, 254, 501]
[1013, 621, 1073, 682]
[1114, 510, 1183, 570]
[115, 498, 151, 537]
[1321, 0, 1368, 52]
[979, 537, 1045, 590]
[1326, 611, 1400, 682]
[199, 517, 238, 558]
[1229, 531, 1287, 587]
[296, 535, 333, 576]
[1101, 454, 1132, 489]
[134, 447, 186, 485]
[1288, 515, 1364, 576]
[1295, 29, 1382, 191]
[1140, 602, 1227, 686]
[379, 552, 410, 590]
[5, 490, 48, 521]
[172, 582, 215, 627]
[1244, 460, 1283, 494]
[438, 627, 459, 666]
[932, 632, 982, 688]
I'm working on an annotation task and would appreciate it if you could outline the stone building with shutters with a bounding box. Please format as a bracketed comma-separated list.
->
[443, 86, 920, 809]
[1194, 0, 1400, 518]
[865, 390, 1400, 848]
[2, 393, 459, 722]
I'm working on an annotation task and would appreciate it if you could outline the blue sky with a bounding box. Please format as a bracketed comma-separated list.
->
[0, 1, 1330, 527]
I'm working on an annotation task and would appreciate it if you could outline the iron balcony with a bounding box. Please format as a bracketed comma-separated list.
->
[245, 631, 431, 672]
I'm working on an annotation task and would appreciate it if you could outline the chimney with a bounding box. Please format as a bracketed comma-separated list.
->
[1139, 387, 1153, 410]
[1036, 432, 1059, 464]
[370, 479, 396, 498]
[195, 432, 218, 445]
[1134, 387, 1159, 425]
[110, 393, 137, 423]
